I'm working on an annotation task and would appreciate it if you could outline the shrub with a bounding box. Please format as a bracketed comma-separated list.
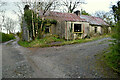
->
[0, 32, 15, 43]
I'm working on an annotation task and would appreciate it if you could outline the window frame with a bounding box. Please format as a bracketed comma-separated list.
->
[73, 23, 83, 33]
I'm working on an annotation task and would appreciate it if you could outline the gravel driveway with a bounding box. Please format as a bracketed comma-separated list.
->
[27, 38, 119, 78]
[2, 37, 36, 78]
[1, 37, 119, 78]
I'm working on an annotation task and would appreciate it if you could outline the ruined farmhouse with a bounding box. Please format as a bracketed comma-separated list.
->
[37, 10, 110, 40]
[22, 10, 110, 41]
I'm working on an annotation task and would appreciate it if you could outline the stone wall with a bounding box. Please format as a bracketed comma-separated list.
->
[22, 19, 29, 41]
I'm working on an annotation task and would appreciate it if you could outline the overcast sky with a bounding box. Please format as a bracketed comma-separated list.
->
[81, 0, 119, 14]
[0, 0, 119, 32]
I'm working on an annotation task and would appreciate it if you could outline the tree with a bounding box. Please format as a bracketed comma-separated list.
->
[0, 10, 5, 32]
[0, 0, 6, 8]
[3, 18, 16, 34]
[94, 11, 113, 25]
[22, 0, 57, 40]
[0, 0, 7, 32]
[81, 9, 90, 16]
[112, 1, 120, 44]
[112, 1, 120, 22]
[61, 0, 85, 13]
[107, 1, 120, 72]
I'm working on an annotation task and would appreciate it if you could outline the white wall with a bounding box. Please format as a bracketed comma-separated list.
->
[90, 25, 102, 34]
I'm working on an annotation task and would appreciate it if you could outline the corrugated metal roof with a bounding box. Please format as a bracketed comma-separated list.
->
[80, 15, 109, 26]
[36, 10, 108, 26]
[37, 10, 86, 22]
[49, 11, 87, 22]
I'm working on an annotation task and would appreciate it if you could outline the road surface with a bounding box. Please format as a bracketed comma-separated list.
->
[1, 37, 119, 78]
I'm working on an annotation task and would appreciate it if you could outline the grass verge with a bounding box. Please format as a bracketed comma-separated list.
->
[103, 48, 120, 73]
[18, 34, 111, 48]
[96, 47, 120, 74]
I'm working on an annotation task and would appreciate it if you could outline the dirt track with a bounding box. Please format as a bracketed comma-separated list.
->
[1, 37, 119, 78]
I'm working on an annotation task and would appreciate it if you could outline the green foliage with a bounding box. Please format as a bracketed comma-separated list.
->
[18, 35, 63, 47]
[50, 19, 57, 24]
[107, 22, 120, 72]
[42, 19, 57, 27]
[18, 34, 109, 48]
[81, 9, 91, 16]
[0, 32, 15, 43]
[112, 1, 120, 22]
[105, 1, 120, 72]
[23, 7, 57, 40]
[104, 47, 120, 72]
[24, 9, 32, 31]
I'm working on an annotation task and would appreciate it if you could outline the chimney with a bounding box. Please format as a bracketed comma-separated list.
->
[74, 10, 80, 16]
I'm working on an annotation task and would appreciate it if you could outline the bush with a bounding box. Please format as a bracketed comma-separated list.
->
[0, 32, 15, 43]
[106, 22, 120, 72]
[106, 1, 120, 72]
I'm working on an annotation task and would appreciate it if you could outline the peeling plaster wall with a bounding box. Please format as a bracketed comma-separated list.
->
[50, 24, 56, 34]
[97, 26, 102, 34]
[64, 21, 90, 40]
[54, 21, 65, 39]
[90, 25, 102, 34]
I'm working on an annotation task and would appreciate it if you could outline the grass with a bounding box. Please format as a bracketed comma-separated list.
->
[96, 43, 120, 73]
[0, 32, 15, 43]
[103, 48, 120, 73]
[94, 50, 119, 77]
[18, 34, 111, 48]
[18, 35, 64, 47]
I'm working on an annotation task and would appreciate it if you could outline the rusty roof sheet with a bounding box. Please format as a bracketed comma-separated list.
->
[37, 10, 86, 22]
[49, 12, 86, 22]
[80, 15, 109, 26]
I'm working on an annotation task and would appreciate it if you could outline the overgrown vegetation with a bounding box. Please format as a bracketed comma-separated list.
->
[0, 32, 15, 43]
[18, 35, 63, 47]
[103, 1, 120, 73]
[18, 34, 110, 48]
[23, 5, 57, 41]
[81, 9, 91, 16]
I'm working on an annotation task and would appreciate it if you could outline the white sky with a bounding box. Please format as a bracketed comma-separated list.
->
[0, 0, 120, 32]
[80, 0, 119, 14]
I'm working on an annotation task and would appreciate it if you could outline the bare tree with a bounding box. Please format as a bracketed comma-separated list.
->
[60, 0, 85, 13]
[94, 11, 106, 20]
[0, 0, 6, 8]
[94, 11, 113, 25]
[0, 0, 7, 32]
[3, 18, 16, 34]
[28, 0, 58, 38]
[13, 0, 58, 40]
[37, 0, 57, 37]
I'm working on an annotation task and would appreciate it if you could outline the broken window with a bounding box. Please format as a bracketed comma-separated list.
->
[95, 27, 97, 33]
[45, 26, 50, 33]
[74, 24, 82, 32]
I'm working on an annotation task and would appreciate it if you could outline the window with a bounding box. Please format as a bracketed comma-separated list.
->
[45, 26, 50, 33]
[74, 24, 82, 32]
[95, 27, 97, 33]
